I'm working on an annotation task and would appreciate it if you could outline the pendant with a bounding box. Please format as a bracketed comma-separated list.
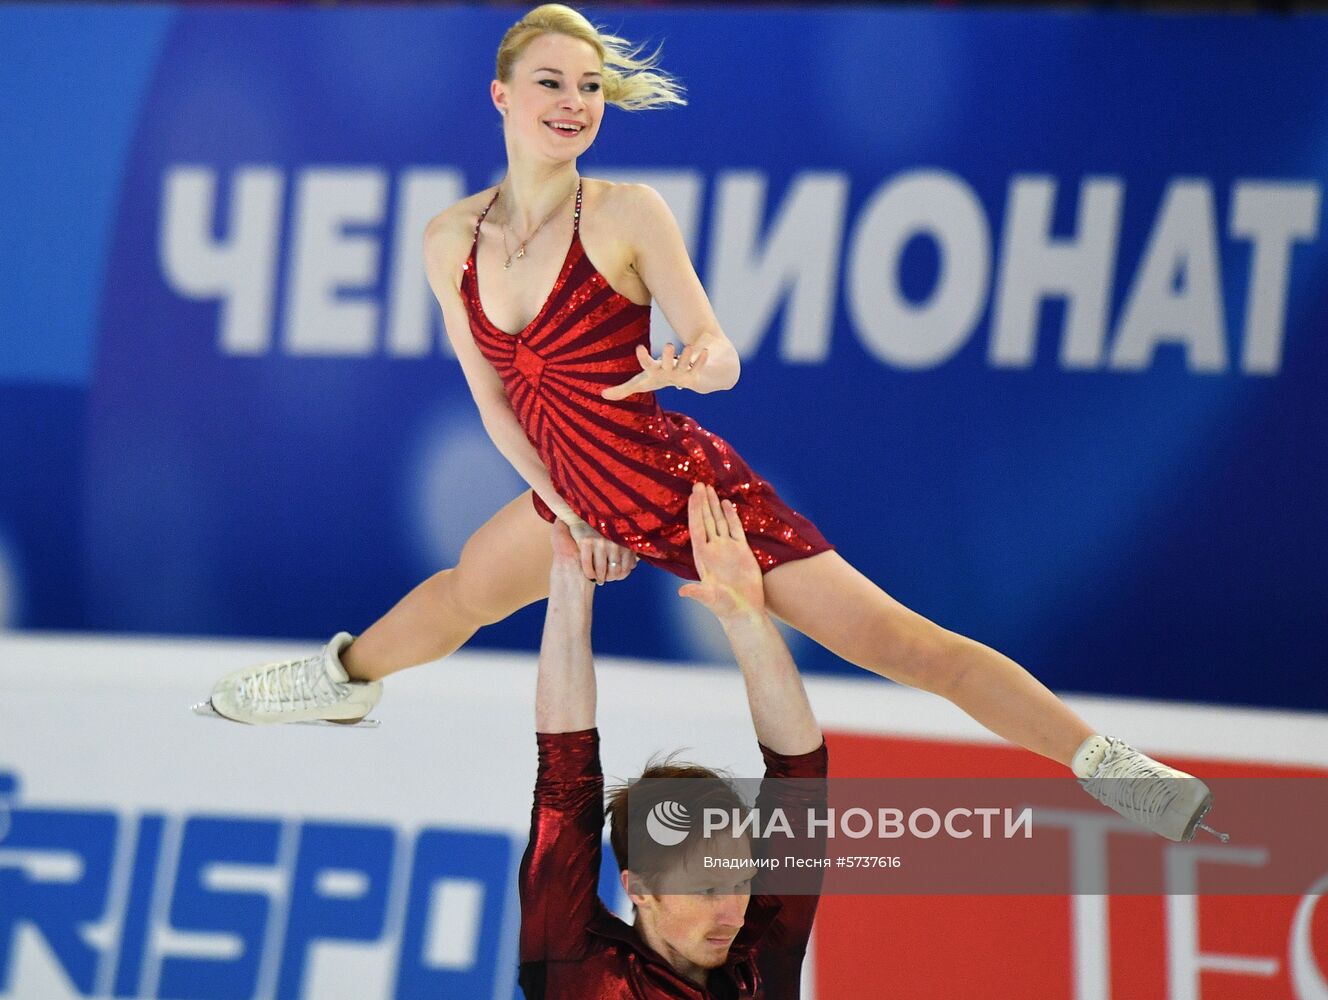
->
[504, 256, 513, 270]
[516, 245, 527, 259]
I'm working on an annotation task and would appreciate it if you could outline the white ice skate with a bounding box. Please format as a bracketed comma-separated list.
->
[1075, 735, 1226, 842]
[191, 633, 382, 728]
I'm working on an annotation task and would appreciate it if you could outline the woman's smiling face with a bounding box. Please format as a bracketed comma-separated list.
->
[495, 32, 605, 160]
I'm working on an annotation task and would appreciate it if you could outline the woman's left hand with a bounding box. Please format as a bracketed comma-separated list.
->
[602, 342, 710, 401]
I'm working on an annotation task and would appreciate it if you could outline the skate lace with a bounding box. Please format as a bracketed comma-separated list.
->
[1080, 742, 1176, 825]
[238, 655, 343, 714]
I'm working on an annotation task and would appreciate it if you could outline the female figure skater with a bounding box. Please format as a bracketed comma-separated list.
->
[196, 4, 1217, 842]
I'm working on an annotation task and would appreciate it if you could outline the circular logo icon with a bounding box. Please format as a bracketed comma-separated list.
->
[646, 800, 691, 846]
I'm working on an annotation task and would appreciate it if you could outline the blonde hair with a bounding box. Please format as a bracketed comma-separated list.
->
[495, 4, 686, 112]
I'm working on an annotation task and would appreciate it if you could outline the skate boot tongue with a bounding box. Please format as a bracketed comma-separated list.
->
[1071, 735, 1111, 780]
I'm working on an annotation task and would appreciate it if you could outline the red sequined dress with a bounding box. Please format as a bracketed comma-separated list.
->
[460, 182, 831, 580]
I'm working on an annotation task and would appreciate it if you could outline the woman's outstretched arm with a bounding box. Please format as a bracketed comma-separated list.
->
[602, 184, 741, 401]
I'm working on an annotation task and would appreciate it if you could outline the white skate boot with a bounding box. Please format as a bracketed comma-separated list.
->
[1074, 735, 1226, 842]
[192, 633, 382, 727]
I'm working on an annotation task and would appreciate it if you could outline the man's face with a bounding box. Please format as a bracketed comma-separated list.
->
[630, 833, 755, 978]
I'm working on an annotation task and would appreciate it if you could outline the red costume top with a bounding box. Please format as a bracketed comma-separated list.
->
[460, 182, 832, 580]
[518, 729, 828, 999]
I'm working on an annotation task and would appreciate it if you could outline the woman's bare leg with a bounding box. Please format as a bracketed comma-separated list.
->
[763, 551, 1093, 766]
[342, 492, 554, 682]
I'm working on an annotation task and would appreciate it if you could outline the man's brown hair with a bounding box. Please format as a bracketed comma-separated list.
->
[606, 755, 749, 891]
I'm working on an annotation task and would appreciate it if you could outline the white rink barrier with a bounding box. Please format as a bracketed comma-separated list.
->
[1, 632, 1325, 999]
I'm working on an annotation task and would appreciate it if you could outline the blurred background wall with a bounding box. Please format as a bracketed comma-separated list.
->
[3, 3, 1327, 708]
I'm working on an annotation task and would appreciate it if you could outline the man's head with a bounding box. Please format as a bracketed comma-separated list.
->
[607, 760, 756, 978]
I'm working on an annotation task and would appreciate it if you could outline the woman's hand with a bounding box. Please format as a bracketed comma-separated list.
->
[601, 342, 711, 401]
[565, 517, 639, 585]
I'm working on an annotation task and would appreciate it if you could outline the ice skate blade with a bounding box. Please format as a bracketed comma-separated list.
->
[189, 701, 380, 728]
[1196, 821, 1229, 843]
[1189, 799, 1229, 843]
[295, 717, 381, 729]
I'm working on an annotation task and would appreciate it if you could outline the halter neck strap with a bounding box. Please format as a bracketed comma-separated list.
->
[474, 180, 582, 235]
[467, 179, 583, 267]
[473, 187, 501, 237]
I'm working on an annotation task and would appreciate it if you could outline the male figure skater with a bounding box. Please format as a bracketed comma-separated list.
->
[518, 483, 826, 997]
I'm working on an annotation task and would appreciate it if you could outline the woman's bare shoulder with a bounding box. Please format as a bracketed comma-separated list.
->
[583, 177, 670, 220]
[581, 177, 676, 248]
[424, 186, 501, 266]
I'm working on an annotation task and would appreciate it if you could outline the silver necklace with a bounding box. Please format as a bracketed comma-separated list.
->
[499, 183, 575, 269]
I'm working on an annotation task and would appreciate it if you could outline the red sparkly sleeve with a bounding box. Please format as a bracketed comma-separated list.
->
[518, 728, 605, 963]
[752, 741, 828, 960]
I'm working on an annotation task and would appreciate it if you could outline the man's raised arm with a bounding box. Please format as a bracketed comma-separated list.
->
[678, 484, 823, 756]
[535, 520, 598, 733]
[519, 523, 606, 982]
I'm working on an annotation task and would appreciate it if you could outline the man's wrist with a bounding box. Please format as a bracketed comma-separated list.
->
[715, 606, 772, 634]
[550, 563, 595, 599]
